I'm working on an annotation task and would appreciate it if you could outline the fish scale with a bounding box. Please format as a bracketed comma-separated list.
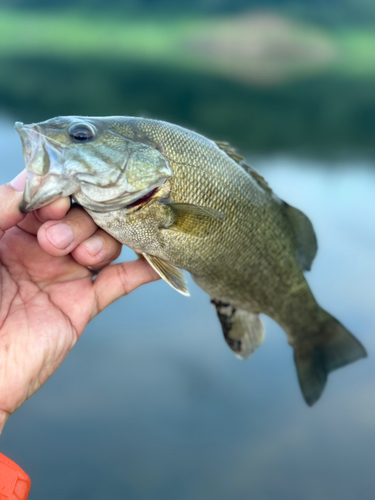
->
[15, 116, 367, 406]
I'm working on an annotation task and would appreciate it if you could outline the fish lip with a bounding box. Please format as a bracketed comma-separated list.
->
[15, 121, 25, 133]
[19, 185, 63, 213]
[15, 122, 33, 157]
[18, 174, 56, 213]
[19, 200, 32, 213]
[19, 172, 79, 213]
[19, 176, 32, 213]
[15, 121, 70, 212]
[15, 121, 24, 133]
[15, 121, 51, 176]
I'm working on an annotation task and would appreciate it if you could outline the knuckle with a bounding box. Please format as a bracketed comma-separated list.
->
[117, 262, 131, 296]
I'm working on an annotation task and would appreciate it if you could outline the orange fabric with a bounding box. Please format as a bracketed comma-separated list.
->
[0, 453, 30, 500]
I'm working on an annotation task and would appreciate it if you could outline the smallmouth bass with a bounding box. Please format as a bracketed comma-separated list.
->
[15, 116, 367, 406]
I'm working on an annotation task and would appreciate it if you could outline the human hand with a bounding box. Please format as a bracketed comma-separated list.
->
[0, 171, 159, 432]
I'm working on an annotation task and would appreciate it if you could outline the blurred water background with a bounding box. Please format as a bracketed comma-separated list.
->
[0, 1, 374, 499]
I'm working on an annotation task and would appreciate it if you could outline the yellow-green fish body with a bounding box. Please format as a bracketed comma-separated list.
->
[15, 116, 367, 405]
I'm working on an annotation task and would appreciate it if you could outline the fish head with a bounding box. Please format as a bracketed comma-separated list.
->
[15, 116, 173, 213]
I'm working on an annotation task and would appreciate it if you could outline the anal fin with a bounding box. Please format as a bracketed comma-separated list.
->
[211, 300, 264, 359]
[143, 253, 189, 296]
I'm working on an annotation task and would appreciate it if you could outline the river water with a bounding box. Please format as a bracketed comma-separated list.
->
[0, 116, 374, 500]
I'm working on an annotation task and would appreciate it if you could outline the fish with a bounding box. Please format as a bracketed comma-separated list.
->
[15, 116, 367, 406]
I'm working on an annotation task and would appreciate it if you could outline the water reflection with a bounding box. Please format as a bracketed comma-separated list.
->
[1, 56, 375, 157]
[0, 118, 374, 499]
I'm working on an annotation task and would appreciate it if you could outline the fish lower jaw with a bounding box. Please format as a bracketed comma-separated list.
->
[74, 186, 161, 213]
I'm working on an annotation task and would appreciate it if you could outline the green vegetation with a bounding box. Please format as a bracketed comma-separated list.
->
[0, 9, 374, 84]
[0, 8, 374, 156]
[332, 29, 375, 75]
[1, 55, 375, 156]
[2, 0, 375, 27]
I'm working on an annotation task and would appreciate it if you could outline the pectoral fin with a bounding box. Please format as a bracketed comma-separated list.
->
[163, 202, 224, 236]
[211, 300, 265, 359]
[143, 253, 189, 296]
[167, 203, 224, 221]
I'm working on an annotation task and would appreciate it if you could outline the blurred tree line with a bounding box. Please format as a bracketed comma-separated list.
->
[1, 0, 375, 26]
[0, 0, 374, 156]
[1, 55, 374, 156]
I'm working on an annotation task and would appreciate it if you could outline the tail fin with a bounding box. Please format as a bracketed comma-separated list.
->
[293, 314, 367, 406]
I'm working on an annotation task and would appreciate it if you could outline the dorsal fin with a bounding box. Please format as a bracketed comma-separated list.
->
[245, 168, 273, 194]
[215, 141, 272, 194]
[215, 141, 245, 164]
[283, 202, 318, 271]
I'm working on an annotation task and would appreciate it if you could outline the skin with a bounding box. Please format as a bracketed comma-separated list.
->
[0, 170, 159, 433]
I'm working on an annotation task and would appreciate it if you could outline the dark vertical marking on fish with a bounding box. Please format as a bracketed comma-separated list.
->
[211, 299, 241, 352]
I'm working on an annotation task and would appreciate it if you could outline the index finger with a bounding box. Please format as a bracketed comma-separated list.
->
[2, 170, 71, 238]
[0, 171, 27, 239]
[35, 197, 71, 223]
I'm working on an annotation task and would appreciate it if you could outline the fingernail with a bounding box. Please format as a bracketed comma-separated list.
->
[46, 223, 74, 249]
[10, 170, 27, 191]
[82, 235, 104, 256]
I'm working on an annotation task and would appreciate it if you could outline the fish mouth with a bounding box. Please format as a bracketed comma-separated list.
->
[15, 122, 50, 176]
[19, 174, 79, 213]
[19, 179, 60, 213]
[15, 122, 33, 157]
[15, 121, 78, 213]
[15, 121, 48, 212]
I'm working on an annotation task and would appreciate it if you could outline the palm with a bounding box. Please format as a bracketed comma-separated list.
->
[0, 226, 96, 416]
[0, 187, 158, 432]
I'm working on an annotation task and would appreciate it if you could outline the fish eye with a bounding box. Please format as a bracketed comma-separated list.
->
[69, 124, 95, 142]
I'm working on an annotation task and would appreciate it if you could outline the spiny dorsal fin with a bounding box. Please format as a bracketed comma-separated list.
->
[246, 168, 273, 194]
[215, 141, 272, 194]
[215, 141, 245, 164]
[142, 253, 189, 296]
[283, 202, 318, 271]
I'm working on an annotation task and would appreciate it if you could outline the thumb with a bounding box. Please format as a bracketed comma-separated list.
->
[0, 170, 27, 239]
[92, 258, 160, 317]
